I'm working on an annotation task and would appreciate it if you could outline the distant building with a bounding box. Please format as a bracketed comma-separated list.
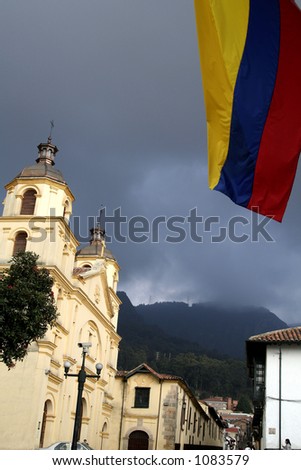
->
[220, 413, 253, 449]
[202, 396, 238, 412]
[246, 326, 301, 450]
[199, 401, 227, 449]
[110, 363, 225, 450]
[0, 138, 121, 449]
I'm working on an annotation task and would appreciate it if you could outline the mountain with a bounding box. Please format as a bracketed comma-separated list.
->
[134, 300, 287, 359]
[116, 291, 210, 369]
[116, 292, 288, 398]
[117, 292, 287, 361]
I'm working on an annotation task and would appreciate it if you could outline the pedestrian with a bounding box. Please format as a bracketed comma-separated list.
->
[245, 441, 253, 450]
[282, 438, 291, 449]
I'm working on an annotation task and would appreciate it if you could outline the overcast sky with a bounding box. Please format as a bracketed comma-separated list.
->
[1, 0, 301, 324]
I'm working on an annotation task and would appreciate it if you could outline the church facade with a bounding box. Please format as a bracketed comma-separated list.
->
[0, 137, 121, 449]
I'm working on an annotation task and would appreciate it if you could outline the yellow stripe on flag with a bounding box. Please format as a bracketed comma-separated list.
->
[194, 0, 250, 188]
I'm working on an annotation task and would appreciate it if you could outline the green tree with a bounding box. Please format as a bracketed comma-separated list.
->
[236, 394, 253, 413]
[0, 252, 58, 368]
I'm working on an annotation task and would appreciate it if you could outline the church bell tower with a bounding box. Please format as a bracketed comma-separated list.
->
[0, 136, 77, 273]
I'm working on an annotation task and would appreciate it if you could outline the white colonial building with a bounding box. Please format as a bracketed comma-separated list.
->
[246, 326, 301, 450]
[0, 137, 121, 449]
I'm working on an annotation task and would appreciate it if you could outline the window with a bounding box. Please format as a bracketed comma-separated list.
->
[255, 362, 265, 386]
[181, 401, 187, 430]
[188, 407, 192, 430]
[82, 264, 92, 270]
[193, 411, 197, 433]
[20, 189, 37, 215]
[39, 401, 50, 448]
[13, 231, 27, 255]
[63, 200, 72, 221]
[134, 387, 150, 408]
[254, 362, 265, 402]
[202, 422, 206, 440]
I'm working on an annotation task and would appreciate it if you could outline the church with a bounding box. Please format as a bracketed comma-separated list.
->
[0, 136, 228, 451]
[0, 136, 122, 450]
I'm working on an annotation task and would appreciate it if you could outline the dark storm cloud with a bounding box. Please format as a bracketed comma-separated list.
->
[1, 1, 301, 324]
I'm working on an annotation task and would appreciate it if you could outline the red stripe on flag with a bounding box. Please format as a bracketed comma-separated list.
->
[247, 0, 301, 222]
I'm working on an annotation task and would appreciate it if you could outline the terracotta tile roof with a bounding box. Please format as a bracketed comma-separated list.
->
[143, 363, 181, 380]
[203, 396, 224, 402]
[226, 427, 240, 433]
[248, 326, 301, 344]
[116, 363, 181, 381]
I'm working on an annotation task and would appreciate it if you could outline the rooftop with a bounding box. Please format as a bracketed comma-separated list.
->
[76, 227, 116, 261]
[16, 139, 65, 184]
[17, 162, 65, 183]
[248, 326, 301, 344]
[116, 363, 181, 381]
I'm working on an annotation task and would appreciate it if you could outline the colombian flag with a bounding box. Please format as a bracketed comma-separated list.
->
[194, 0, 301, 222]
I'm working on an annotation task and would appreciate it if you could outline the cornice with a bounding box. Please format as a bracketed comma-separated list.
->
[0, 216, 79, 247]
[5, 177, 75, 201]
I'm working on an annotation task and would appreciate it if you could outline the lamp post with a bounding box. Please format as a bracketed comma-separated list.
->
[64, 342, 103, 450]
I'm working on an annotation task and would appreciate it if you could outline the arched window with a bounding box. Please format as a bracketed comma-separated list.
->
[63, 199, 72, 221]
[39, 400, 52, 448]
[63, 200, 68, 216]
[113, 271, 118, 291]
[128, 430, 149, 450]
[13, 231, 27, 255]
[82, 264, 92, 271]
[101, 423, 108, 450]
[20, 189, 37, 215]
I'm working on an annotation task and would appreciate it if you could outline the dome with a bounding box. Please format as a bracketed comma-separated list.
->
[16, 139, 65, 184]
[17, 161, 65, 183]
[76, 244, 116, 261]
[76, 226, 116, 261]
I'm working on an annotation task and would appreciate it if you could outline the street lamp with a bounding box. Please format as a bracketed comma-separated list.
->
[64, 342, 103, 450]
